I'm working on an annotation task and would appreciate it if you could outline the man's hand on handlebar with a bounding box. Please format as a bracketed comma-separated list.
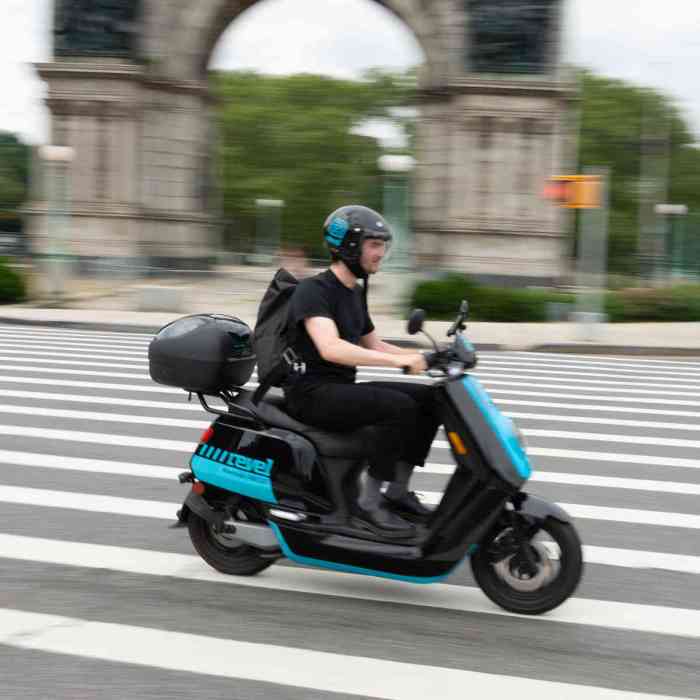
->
[398, 353, 428, 375]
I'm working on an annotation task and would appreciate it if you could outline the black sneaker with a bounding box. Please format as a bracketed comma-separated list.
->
[352, 502, 416, 540]
[383, 491, 435, 519]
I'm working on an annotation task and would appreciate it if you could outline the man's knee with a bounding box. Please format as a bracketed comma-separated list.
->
[380, 392, 418, 426]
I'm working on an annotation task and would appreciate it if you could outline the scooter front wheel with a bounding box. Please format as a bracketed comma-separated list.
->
[471, 516, 583, 615]
[187, 512, 274, 576]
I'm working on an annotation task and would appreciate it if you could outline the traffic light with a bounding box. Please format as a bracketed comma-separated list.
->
[543, 175, 602, 209]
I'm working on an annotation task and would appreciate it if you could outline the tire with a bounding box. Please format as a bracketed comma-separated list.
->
[187, 512, 274, 576]
[471, 517, 583, 615]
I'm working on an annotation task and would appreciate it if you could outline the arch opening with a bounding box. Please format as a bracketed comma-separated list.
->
[202, 0, 425, 262]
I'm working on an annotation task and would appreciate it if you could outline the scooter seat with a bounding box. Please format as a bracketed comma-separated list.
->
[232, 392, 376, 459]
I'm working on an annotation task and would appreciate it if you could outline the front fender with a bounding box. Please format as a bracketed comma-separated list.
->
[518, 493, 571, 524]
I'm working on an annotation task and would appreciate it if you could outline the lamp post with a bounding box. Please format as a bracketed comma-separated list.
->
[254, 198, 284, 265]
[377, 154, 415, 271]
[654, 203, 689, 281]
[38, 145, 74, 300]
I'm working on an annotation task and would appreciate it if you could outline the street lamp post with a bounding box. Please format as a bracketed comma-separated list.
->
[654, 203, 689, 281]
[377, 154, 415, 271]
[254, 198, 284, 265]
[38, 145, 75, 300]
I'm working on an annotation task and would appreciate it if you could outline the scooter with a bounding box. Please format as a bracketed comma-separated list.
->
[165, 302, 583, 615]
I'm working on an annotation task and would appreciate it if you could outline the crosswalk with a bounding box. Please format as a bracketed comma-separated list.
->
[0, 323, 699, 699]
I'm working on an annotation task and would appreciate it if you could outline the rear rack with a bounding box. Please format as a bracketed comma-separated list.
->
[194, 390, 264, 430]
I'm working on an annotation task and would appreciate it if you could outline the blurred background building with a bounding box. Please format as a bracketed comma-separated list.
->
[22, 0, 576, 286]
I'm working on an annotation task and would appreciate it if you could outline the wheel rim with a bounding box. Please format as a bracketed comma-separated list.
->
[490, 527, 563, 594]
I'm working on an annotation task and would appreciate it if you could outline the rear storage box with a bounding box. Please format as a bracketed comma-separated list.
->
[148, 314, 256, 393]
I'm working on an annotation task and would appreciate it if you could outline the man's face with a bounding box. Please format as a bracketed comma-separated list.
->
[360, 237, 387, 275]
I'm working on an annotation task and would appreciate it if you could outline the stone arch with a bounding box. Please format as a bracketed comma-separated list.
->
[29, 0, 574, 283]
[153, 0, 449, 87]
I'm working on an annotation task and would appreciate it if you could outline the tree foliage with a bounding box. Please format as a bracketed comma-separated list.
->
[576, 70, 700, 276]
[0, 132, 31, 232]
[211, 70, 415, 258]
[212, 67, 698, 273]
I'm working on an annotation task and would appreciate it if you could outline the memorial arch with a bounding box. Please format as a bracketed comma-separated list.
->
[28, 0, 576, 283]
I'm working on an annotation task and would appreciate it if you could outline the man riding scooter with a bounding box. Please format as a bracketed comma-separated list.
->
[283, 205, 441, 539]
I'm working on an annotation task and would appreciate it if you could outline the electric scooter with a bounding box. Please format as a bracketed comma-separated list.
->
[162, 303, 583, 615]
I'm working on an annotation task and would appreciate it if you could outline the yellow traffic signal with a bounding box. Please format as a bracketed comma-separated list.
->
[543, 175, 602, 209]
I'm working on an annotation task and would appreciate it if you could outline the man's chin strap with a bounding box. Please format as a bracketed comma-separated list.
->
[339, 257, 370, 301]
[344, 257, 367, 280]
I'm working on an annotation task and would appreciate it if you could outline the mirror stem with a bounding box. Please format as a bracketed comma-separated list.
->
[420, 330, 440, 352]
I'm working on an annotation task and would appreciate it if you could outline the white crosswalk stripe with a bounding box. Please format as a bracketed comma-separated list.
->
[1, 608, 689, 700]
[5, 448, 698, 496]
[4, 482, 700, 533]
[0, 323, 698, 699]
[1, 535, 699, 636]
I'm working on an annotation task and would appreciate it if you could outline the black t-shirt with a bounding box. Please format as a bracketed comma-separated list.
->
[285, 268, 374, 393]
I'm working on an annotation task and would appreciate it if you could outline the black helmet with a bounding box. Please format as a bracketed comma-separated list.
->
[323, 205, 392, 278]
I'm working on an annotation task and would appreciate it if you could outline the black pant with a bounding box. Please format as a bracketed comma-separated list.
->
[285, 381, 441, 481]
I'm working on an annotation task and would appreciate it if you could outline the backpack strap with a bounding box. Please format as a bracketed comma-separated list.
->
[252, 346, 305, 405]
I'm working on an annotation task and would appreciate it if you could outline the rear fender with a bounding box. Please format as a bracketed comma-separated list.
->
[178, 491, 226, 528]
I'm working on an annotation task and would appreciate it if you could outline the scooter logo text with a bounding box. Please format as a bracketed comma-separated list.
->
[197, 443, 274, 476]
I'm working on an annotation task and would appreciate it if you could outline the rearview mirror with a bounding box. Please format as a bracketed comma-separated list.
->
[407, 308, 426, 335]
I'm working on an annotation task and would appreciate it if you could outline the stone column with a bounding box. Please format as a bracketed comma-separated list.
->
[447, 108, 475, 222]
[501, 117, 520, 222]
[138, 81, 215, 265]
[533, 118, 554, 232]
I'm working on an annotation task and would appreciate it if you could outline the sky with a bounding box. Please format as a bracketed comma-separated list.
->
[2, 0, 699, 146]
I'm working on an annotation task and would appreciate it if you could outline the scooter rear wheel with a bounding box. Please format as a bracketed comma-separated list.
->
[471, 517, 583, 615]
[187, 512, 274, 576]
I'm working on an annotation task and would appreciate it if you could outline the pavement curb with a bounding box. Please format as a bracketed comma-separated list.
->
[0, 317, 162, 335]
[0, 316, 503, 351]
[3, 316, 699, 356]
[530, 344, 700, 357]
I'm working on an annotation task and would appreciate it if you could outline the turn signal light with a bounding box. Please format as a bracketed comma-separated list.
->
[192, 482, 205, 496]
[200, 427, 214, 443]
[448, 431, 467, 455]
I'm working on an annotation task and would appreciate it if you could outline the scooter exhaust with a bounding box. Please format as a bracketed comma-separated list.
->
[180, 490, 280, 550]
[221, 519, 280, 550]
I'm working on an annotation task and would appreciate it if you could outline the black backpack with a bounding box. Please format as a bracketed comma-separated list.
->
[252, 268, 303, 402]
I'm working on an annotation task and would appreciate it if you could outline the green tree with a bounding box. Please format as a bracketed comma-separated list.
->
[0, 132, 31, 232]
[211, 70, 415, 258]
[576, 70, 699, 277]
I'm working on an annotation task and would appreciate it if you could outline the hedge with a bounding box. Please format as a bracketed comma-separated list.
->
[0, 258, 26, 303]
[604, 285, 700, 322]
[410, 275, 575, 322]
[410, 274, 700, 322]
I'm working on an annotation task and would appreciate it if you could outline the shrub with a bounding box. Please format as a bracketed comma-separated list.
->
[410, 274, 700, 322]
[410, 275, 574, 322]
[0, 258, 26, 303]
[604, 285, 700, 321]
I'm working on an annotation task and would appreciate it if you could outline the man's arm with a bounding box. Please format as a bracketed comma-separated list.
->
[359, 330, 423, 356]
[305, 318, 424, 371]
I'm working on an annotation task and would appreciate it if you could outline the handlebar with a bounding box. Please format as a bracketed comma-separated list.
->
[401, 344, 476, 377]
[400, 302, 477, 377]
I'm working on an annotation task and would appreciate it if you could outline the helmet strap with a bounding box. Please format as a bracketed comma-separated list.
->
[344, 257, 367, 280]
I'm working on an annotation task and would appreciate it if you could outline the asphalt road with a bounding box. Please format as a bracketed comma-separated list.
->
[0, 323, 698, 699]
